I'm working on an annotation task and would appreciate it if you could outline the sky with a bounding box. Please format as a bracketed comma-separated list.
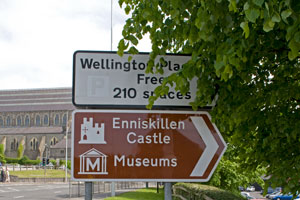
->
[0, 0, 151, 90]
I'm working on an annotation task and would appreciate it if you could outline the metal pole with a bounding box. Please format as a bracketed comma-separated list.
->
[44, 144, 47, 176]
[69, 179, 71, 198]
[110, 0, 113, 51]
[164, 182, 172, 200]
[111, 182, 115, 197]
[85, 182, 93, 200]
[65, 116, 70, 182]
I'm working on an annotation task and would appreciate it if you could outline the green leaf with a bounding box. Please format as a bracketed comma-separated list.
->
[229, 0, 237, 12]
[245, 8, 260, 23]
[117, 39, 125, 57]
[244, 2, 250, 11]
[128, 46, 139, 55]
[143, 10, 151, 19]
[263, 19, 275, 32]
[240, 22, 250, 38]
[118, 0, 124, 7]
[214, 60, 225, 71]
[281, 9, 292, 23]
[252, 0, 264, 7]
[288, 39, 300, 60]
[271, 12, 281, 23]
[125, 5, 131, 15]
[294, 32, 300, 43]
[126, 35, 139, 45]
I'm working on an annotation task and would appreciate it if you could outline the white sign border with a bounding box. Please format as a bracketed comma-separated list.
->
[72, 50, 214, 109]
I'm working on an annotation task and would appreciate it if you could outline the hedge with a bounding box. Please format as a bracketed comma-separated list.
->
[5, 157, 19, 164]
[173, 183, 245, 200]
[5, 156, 40, 165]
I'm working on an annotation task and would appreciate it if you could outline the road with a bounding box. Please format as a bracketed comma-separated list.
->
[0, 182, 135, 200]
[0, 183, 70, 200]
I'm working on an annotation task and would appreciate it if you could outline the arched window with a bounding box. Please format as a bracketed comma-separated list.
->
[50, 137, 58, 146]
[36, 115, 41, 126]
[43, 115, 49, 125]
[0, 117, 3, 127]
[25, 115, 30, 126]
[6, 116, 11, 127]
[11, 138, 18, 150]
[62, 114, 67, 126]
[54, 114, 60, 125]
[17, 116, 22, 126]
[30, 137, 39, 150]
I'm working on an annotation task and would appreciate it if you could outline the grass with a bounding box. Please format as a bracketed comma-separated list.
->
[10, 169, 70, 178]
[104, 188, 164, 200]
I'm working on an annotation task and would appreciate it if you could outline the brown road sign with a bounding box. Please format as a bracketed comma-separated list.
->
[71, 110, 227, 182]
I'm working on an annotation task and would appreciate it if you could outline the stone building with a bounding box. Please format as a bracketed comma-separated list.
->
[0, 88, 74, 160]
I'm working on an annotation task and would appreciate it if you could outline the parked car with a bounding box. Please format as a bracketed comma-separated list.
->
[241, 192, 251, 198]
[272, 193, 299, 200]
[267, 192, 282, 199]
[239, 186, 245, 191]
[241, 192, 264, 200]
[247, 186, 255, 192]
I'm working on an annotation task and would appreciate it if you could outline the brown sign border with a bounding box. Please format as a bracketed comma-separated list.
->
[71, 109, 226, 182]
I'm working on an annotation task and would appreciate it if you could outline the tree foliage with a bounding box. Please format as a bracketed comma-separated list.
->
[0, 144, 4, 155]
[118, 0, 300, 194]
[207, 144, 265, 193]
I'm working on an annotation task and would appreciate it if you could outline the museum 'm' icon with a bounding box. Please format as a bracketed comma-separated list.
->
[78, 148, 108, 175]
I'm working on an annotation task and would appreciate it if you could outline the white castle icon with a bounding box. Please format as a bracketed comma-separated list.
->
[79, 117, 106, 144]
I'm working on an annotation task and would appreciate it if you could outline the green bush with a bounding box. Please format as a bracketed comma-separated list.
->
[5, 156, 40, 165]
[173, 183, 245, 200]
[25, 159, 40, 165]
[50, 159, 56, 166]
[18, 156, 29, 165]
[5, 157, 19, 164]
[17, 156, 40, 165]
[60, 160, 71, 169]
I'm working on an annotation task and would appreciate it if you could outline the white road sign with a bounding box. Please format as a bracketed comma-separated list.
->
[73, 51, 202, 108]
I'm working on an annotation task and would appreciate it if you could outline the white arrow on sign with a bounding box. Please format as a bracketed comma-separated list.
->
[190, 116, 219, 177]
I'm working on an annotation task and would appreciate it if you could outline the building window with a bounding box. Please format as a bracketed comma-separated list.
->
[36, 115, 41, 126]
[43, 115, 49, 126]
[11, 138, 18, 150]
[30, 137, 39, 150]
[6, 116, 11, 127]
[17, 116, 22, 126]
[0, 117, 3, 127]
[60, 150, 65, 154]
[54, 114, 60, 126]
[50, 137, 58, 146]
[25, 115, 30, 126]
[62, 114, 67, 126]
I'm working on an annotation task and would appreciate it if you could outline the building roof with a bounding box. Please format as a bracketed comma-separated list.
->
[0, 126, 63, 135]
[51, 138, 71, 149]
[0, 87, 75, 112]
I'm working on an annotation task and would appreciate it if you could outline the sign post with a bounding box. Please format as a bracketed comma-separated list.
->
[71, 110, 226, 182]
[72, 51, 224, 199]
